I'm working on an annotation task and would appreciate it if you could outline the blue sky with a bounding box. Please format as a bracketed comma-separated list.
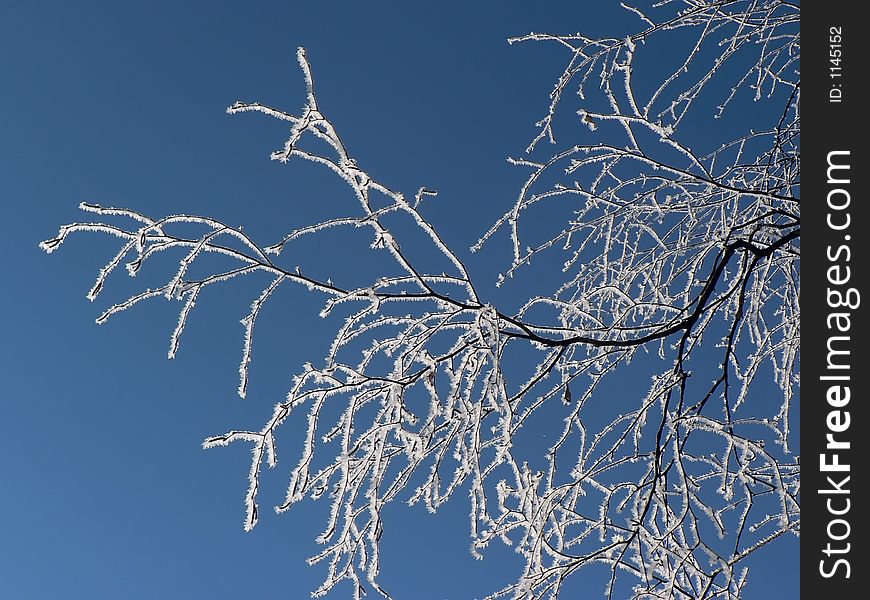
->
[1, 2, 797, 598]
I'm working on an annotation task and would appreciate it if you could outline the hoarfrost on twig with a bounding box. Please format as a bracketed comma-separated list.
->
[42, 2, 799, 598]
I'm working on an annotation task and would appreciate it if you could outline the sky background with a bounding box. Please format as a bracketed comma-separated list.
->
[1, 1, 798, 598]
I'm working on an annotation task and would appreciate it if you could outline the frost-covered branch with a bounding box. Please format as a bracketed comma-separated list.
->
[43, 2, 799, 598]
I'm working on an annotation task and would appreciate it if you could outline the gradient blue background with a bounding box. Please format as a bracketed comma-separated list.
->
[1, 2, 798, 598]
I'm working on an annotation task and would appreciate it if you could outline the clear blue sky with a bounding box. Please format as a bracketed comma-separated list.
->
[1, 2, 797, 598]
